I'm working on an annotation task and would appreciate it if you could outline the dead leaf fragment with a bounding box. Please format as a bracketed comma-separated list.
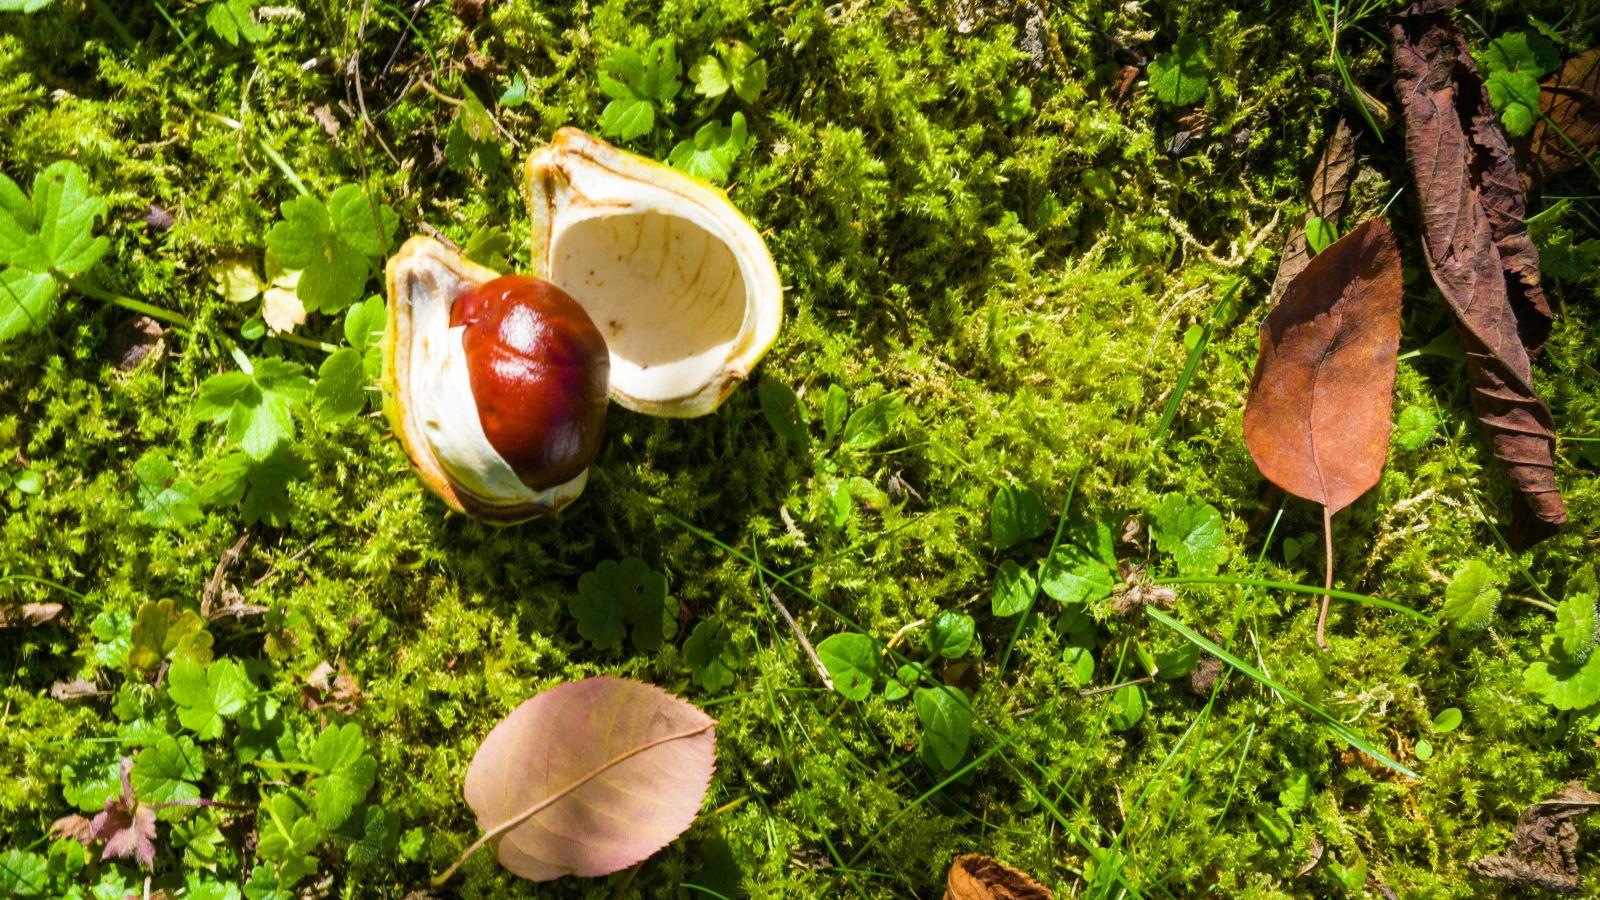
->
[103, 314, 164, 371]
[1269, 118, 1359, 306]
[302, 660, 363, 713]
[1389, 0, 1565, 546]
[1111, 560, 1177, 616]
[209, 254, 265, 304]
[51, 677, 101, 700]
[50, 813, 95, 844]
[1470, 781, 1600, 892]
[945, 853, 1052, 899]
[446, 676, 716, 884]
[0, 602, 63, 628]
[1518, 49, 1600, 189]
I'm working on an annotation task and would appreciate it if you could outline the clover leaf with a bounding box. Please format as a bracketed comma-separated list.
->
[265, 185, 396, 314]
[598, 38, 682, 141]
[168, 658, 253, 740]
[683, 618, 738, 692]
[1150, 493, 1226, 575]
[0, 160, 110, 342]
[668, 113, 749, 184]
[308, 724, 377, 830]
[195, 358, 312, 460]
[569, 557, 676, 652]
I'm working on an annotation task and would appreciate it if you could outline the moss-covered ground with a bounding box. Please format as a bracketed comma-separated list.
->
[2, 0, 1598, 896]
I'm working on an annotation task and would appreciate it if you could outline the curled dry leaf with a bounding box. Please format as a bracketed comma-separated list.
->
[1390, 0, 1565, 547]
[1269, 117, 1359, 306]
[1470, 781, 1600, 892]
[1517, 49, 1600, 190]
[945, 853, 1053, 900]
[1244, 218, 1403, 648]
[445, 676, 716, 884]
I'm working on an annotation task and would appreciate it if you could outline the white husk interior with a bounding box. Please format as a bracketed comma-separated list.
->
[401, 260, 584, 505]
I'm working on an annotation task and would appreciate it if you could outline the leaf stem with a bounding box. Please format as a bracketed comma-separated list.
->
[65, 277, 193, 329]
[1317, 505, 1333, 651]
[431, 721, 715, 886]
[271, 331, 339, 354]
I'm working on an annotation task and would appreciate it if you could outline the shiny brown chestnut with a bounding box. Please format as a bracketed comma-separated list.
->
[450, 276, 610, 491]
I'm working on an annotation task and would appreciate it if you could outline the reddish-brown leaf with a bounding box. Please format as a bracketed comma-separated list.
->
[1269, 118, 1360, 306]
[1390, 0, 1566, 546]
[1244, 218, 1404, 516]
[945, 853, 1053, 899]
[452, 676, 716, 884]
[89, 758, 157, 870]
[1517, 49, 1600, 190]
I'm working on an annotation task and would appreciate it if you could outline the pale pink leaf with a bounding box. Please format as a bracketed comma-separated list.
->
[461, 676, 717, 882]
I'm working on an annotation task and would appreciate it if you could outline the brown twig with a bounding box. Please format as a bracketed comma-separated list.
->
[201, 532, 249, 619]
[767, 589, 833, 691]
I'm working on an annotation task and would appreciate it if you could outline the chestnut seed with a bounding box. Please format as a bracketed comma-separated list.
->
[451, 275, 610, 491]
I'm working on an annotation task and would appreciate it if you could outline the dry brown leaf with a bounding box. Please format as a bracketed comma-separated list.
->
[51, 678, 101, 701]
[1390, 0, 1565, 547]
[302, 660, 363, 713]
[945, 853, 1052, 899]
[1518, 49, 1600, 190]
[1470, 781, 1600, 892]
[1269, 118, 1359, 306]
[438, 676, 716, 885]
[1244, 218, 1403, 647]
[0, 602, 63, 629]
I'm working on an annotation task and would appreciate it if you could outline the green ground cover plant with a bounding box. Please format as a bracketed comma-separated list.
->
[1, 0, 1598, 896]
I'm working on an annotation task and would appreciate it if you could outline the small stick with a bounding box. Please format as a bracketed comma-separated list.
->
[201, 532, 249, 618]
[767, 589, 833, 691]
[1078, 675, 1155, 698]
[1317, 505, 1333, 651]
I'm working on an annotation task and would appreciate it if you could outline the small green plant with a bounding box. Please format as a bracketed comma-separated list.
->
[1479, 30, 1560, 137]
[264, 184, 397, 315]
[1148, 34, 1210, 106]
[683, 618, 738, 691]
[1442, 559, 1502, 630]
[1148, 493, 1226, 575]
[599, 38, 684, 141]
[568, 557, 677, 651]
[443, 90, 502, 175]
[205, 0, 264, 46]
[0, 161, 114, 342]
[1524, 567, 1600, 711]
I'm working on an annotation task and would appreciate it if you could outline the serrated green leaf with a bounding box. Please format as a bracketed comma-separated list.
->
[128, 598, 213, 671]
[1481, 31, 1560, 78]
[690, 54, 729, 98]
[599, 97, 656, 141]
[725, 43, 767, 103]
[131, 735, 205, 804]
[816, 632, 878, 701]
[344, 805, 398, 866]
[256, 791, 321, 886]
[199, 447, 308, 527]
[0, 267, 57, 343]
[309, 724, 376, 829]
[168, 658, 253, 740]
[196, 358, 311, 460]
[1443, 559, 1501, 630]
[668, 113, 749, 183]
[206, 0, 265, 45]
[132, 451, 203, 529]
[1150, 493, 1226, 575]
[569, 557, 674, 652]
[1555, 568, 1599, 664]
[1486, 69, 1542, 137]
[1525, 634, 1600, 710]
[343, 295, 385, 348]
[1149, 33, 1209, 105]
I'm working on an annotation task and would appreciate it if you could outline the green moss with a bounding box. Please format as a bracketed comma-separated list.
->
[2, 0, 1599, 897]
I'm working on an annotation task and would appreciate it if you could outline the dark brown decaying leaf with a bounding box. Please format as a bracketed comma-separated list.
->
[945, 853, 1053, 900]
[1244, 218, 1404, 647]
[1389, 0, 1566, 547]
[441, 676, 716, 885]
[1470, 781, 1600, 892]
[1517, 49, 1600, 190]
[1269, 117, 1360, 306]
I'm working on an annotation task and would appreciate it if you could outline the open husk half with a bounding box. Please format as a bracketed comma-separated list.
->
[383, 237, 591, 523]
[525, 127, 783, 417]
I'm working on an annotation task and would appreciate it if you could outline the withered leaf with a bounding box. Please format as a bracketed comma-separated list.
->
[0, 602, 62, 628]
[1244, 218, 1403, 648]
[443, 677, 716, 885]
[1390, 0, 1565, 547]
[1470, 781, 1600, 892]
[945, 853, 1053, 899]
[1246, 218, 1404, 515]
[1517, 49, 1600, 190]
[50, 813, 95, 844]
[50, 677, 101, 701]
[89, 758, 157, 869]
[1270, 117, 1360, 306]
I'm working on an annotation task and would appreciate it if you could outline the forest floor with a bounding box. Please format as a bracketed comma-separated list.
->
[1, 0, 1599, 897]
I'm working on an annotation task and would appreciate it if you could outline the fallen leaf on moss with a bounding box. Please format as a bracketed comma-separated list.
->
[944, 853, 1052, 899]
[1244, 218, 1402, 647]
[1269, 117, 1358, 306]
[1470, 781, 1600, 892]
[1517, 49, 1600, 189]
[444, 677, 716, 884]
[0, 602, 62, 628]
[1389, 0, 1565, 547]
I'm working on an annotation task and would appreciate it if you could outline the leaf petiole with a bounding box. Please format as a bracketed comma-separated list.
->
[65, 277, 193, 329]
